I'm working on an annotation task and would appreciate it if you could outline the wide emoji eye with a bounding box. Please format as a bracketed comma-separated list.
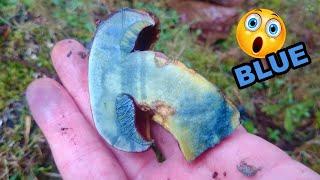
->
[266, 19, 281, 38]
[245, 13, 262, 31]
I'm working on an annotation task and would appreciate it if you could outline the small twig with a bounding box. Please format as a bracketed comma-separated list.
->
[43, 172, 62, 178]
[24, 115, 32, 146]
[175, 44, 186, 60]
[151, 143, 165, 163]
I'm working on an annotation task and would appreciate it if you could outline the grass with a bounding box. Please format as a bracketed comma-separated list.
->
[0, 0, 319, 178]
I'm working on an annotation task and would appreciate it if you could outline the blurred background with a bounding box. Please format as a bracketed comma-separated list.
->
[0, 0, 319, 179]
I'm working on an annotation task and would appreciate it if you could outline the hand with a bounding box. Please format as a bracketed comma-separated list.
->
[26, 39, 319, 180]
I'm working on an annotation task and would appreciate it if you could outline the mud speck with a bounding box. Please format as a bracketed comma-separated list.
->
[61, 127, 69, 131]
[212, 171, 218, 179]
[78, 51, 87, 59]
[60, 127, 71, 135]
[237, 160, 261, 177]
[223, 172, 226, 177]
[67, 50, 72, 57]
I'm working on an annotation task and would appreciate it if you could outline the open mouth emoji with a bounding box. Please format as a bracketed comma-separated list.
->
[236, 8, 286, 58]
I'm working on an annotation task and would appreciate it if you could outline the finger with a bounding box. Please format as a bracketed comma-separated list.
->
[137, 127, 319, 179]
[51, 39, 93, 124]
[260, 159, 319, 179]
[26, 78, 127, 179]
[50, 39, 174, 176]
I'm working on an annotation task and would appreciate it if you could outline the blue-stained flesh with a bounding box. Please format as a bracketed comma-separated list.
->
[115, 93, 152, 151]
[88, 8, 240, 161]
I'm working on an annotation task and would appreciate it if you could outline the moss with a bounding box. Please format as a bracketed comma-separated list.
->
[0, 103, 56, 179]
[0, 61, 34, 110]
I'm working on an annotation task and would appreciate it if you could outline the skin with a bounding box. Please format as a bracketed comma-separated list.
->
[236, 9, 286, 58]
[26, 39, 319, 179]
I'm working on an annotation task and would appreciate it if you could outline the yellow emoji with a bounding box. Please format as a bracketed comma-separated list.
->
[236, 8, 286, 58]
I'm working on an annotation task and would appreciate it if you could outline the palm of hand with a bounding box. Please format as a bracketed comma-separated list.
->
[26, 40, 318, 180]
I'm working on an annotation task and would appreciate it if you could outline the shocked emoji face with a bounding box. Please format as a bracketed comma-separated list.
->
[236, 8, 286, 58]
